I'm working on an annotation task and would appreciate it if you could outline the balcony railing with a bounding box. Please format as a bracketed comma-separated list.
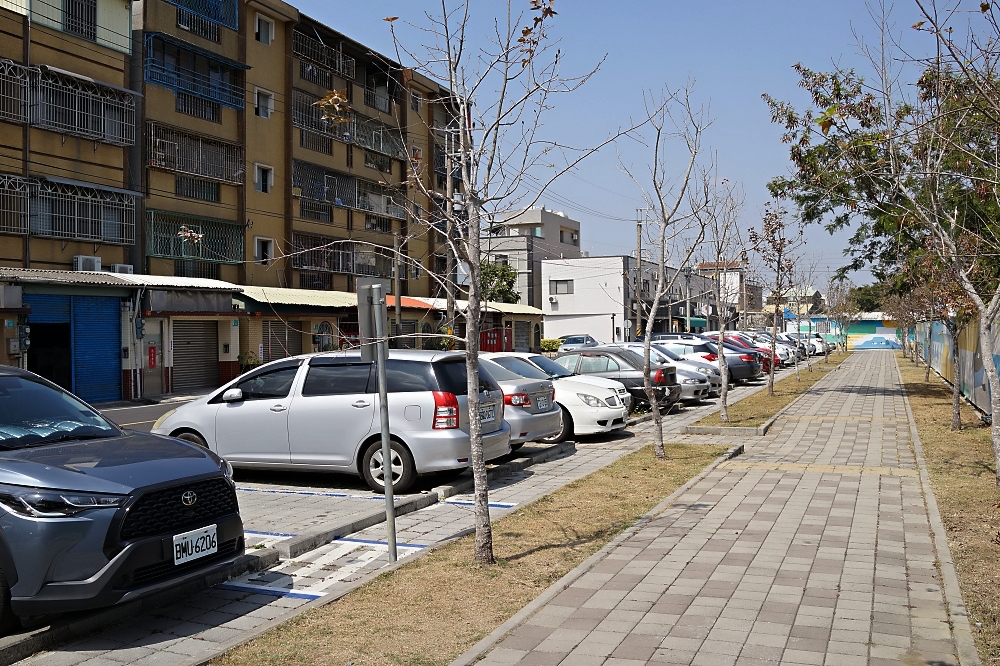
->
[357, 180, 406, 219]
[32, 68, 136, 146]
[163, 0, 238, 30]
[145, 34, 245, 110]
[0, 60, 28, 124]
[147, 122, 244, 184]
[0, 176, 136, 243]
[146, 210, 243, 263]
[292, 31, 355, 79]
[291, 232, 392, 278]
[364, 87, 390, 114]
[291, 89, 405, 160]
[293, 160, 406, 220]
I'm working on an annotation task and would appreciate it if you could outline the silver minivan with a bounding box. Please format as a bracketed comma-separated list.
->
[152, 350, 511, 493]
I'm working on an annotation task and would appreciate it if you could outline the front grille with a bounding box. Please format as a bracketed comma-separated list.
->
[120, 478, 238, 541]
[123, 537, 241, 589]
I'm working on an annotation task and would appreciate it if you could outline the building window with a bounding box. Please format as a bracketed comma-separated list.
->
[300, 271, 332, 290]
[254, 89, 273, 118]
[410, 91, 422, 112]
[300, 129, 332, 154]
[32, 70, 136, 146]
[299, 61, 332, 89]
[300, 199, 332, 222]
[176, 92, 221, 122]
[365, 150, 392, 174]
[494, 254, 508, 267]
[174, 259, 219, 279]
[177, 8, 220, 42]
[365, 214, 392, 233]
[255, 14, 274, 45]
[65, 0, 97, 41]
[549, 279, 573, 295]
[254, 164, 273, 193]
[175, 175, 220, 202]
[255, 237, 275, 265]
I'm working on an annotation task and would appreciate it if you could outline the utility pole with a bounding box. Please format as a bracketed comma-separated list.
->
[635, 210, 642, 340]
[393, 232, 402, 347]
[682, 265, 692, 332]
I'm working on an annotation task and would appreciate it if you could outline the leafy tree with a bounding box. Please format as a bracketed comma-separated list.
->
[480, 262, 521, 304]
[849, 284, 883, 313]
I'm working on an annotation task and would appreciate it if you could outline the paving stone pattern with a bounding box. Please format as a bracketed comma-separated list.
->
[14, 367, 796, 666]
[476, 351, 965, 666]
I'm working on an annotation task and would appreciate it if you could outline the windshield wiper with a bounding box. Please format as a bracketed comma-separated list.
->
[26, 432, 115, 447]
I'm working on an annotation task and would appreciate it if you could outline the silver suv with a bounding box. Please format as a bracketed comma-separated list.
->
[153, 350, 511, 493]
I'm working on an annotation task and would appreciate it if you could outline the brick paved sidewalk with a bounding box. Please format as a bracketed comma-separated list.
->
[467, 351, 975, 666]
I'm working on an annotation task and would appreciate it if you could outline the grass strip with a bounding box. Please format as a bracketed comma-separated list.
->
[896, 353, 1000, 662]
[693, 354, 850, 428]
[214, 442, 726, 666]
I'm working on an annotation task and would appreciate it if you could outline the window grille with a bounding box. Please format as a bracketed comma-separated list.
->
[299, 60, 331, 89]
[339, 112, 406, 159]
[299, 199, 331, 222]
[292, 30, 355, 79]
[29, 180, 135, 244]
[357, 179, 405, 219]
[291, 88, 329, 134]
[176, 92, 220, 121]
[31, 69, 136, 146]
[364, 150, 391, 174]
[324, 173, 356, 208]
[145, 34, 244, 109]
[300, 271, 332, 290]
[364, 214, 392, 233]
[177, 8, 220, 42]
[146, 210, 243, 263]
[175, 175, 220, 202]
[0, 174, 29, 235]
[64, 0, 96, 41]
[300, 129, 331, 154]
[364, 87, 390, 114]
[174, 259, 219, 279]
[148, 123, 243, 184]
[0, 60, 28, 124]
[162, 0, 238, 30]
[291, 232, 352, 273]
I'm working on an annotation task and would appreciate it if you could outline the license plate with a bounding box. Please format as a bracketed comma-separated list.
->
[536, 396, 549, 410]
[173, 525, 218, 565]
[480, 404, 496, 422]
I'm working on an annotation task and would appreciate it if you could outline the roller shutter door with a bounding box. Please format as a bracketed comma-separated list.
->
[72, 296, 122, 404]
[24, 294, 70, 323]
[262, 320, 302, 362]
[172, 321, 219, 391]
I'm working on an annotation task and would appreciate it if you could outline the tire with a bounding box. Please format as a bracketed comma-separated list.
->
[540, 406, 572, 444]
[0, 565, 18, 636]
[173, 431, 208, 448]
[361, 439, 416, 494]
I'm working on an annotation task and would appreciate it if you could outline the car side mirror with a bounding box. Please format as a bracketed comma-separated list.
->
[222, 388, 243, 402]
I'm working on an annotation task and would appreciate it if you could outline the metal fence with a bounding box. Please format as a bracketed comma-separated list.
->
[31, 180, 135, 244]
[32, 69, 136, 146]
[146, 210, 243, 263]
[292, 30, 355, 79]
[0, 60, 28, 124]
[147, 122, 244, 184]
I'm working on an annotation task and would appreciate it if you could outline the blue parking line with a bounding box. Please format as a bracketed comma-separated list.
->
[244, 529, 297, 538]
[334, 537, 427, 549]
[445, 499, 517, 509]
[236, 487, 350, 498]
[215, 582, 324, 600]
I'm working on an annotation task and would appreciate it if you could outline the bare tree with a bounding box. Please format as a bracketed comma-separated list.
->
[824, 277, 858, 354]
[692, 168, 745, 421]
[749, 202, 805, 396]
[622, 85, 710, 457]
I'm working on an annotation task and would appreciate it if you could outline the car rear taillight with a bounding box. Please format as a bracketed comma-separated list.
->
[432, 391, 459, 429]
[504, 393, 531, 407]
[701, 353, 718, 362]
[739, 354, 755, 362]
[653, 369, 664, 383]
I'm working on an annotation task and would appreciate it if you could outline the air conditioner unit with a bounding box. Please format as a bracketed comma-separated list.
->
[548, 295, 558, 304]
[73, 255, 101, 272]
[109, 264, 134, 274]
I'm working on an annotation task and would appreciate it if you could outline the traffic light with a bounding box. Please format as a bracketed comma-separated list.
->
[17, 325, 29, 352]
[135, 317, 145, 339]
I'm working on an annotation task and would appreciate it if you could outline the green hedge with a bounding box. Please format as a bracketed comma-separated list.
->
[540, 338, 561, 352]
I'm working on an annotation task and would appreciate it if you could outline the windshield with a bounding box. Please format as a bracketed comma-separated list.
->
[617, 350, 647, 369]
[489, 356, 550, 380]
[527, 355, 574, 378]
[0, 375, 119, 449]
[650, 344, 681, 361]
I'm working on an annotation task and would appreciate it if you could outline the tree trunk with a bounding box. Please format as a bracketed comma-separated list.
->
[951, 331, 962, 431]
[925, 324, 932, 381]
[768, 310, 777, 396]
[977, 316, 1000, 487]
[464, 211, 495, 565]
[718, 330, 729, 422]
[644, 337, 665, 459]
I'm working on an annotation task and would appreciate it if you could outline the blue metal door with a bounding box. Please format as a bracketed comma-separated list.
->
[71, 296, 122, 404]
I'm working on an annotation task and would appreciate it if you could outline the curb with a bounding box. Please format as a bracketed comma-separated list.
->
[0, 548, 277, 666]
[894, 358, 981, 666]
[449, 442, 746, 666]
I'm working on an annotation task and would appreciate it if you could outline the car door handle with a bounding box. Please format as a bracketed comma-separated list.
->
[270, 404, 287, 412]
[352, 400, 371, 408]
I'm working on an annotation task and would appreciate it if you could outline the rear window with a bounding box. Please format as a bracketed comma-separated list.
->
[433, 359, 501, 395]
[479, 358, 522, 382]
[302, 364, 371, 396]
[488, 356, 550, 380]
[377, 360, 439, 393]
[564, 336, 583, 344]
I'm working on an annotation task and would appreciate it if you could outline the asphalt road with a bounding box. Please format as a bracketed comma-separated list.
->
[99, 401, 192, 432]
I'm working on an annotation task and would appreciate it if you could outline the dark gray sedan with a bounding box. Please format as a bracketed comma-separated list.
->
[554, 347, 681, 411]
[0, 368, 243, 633]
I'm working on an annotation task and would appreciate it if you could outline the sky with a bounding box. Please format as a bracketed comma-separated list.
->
[291, 0, 945, 287]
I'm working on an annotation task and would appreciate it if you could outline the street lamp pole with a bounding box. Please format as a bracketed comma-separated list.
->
[681, 265, 692, 332]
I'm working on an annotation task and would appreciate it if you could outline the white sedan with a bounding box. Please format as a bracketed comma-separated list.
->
[483, 352, 630, 442]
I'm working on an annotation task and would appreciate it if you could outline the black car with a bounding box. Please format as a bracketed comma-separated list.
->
[553, 347, 681, 411]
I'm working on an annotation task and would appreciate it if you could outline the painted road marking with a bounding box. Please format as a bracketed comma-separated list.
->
[445, 499, 517, 509]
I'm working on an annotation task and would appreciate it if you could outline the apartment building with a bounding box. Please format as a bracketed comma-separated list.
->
[483, 206, 582, 309]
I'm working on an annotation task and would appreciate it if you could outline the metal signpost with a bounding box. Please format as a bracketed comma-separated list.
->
[358, 278, 397, 562]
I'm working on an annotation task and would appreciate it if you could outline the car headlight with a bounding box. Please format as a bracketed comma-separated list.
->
[696, 367, 711, 374]
[0, 483, 125, 518]
[152, 408, 177, 431]
[222, 459, 234, 479]
[682, 378, 701, 384]
[577, 393, 607, 408]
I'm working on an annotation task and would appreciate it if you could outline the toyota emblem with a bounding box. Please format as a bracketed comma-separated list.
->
[181, 491, 198, 506]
